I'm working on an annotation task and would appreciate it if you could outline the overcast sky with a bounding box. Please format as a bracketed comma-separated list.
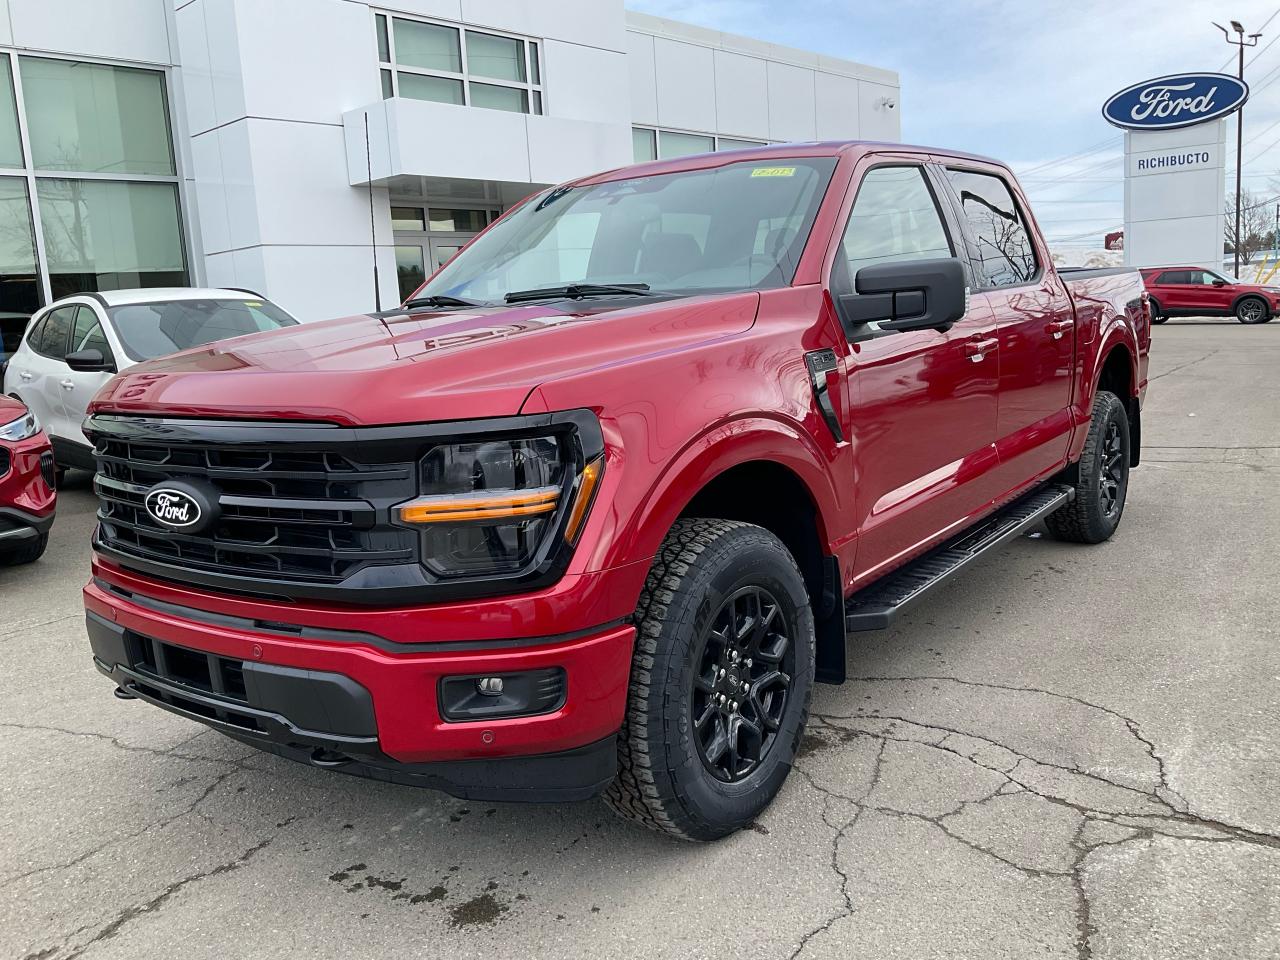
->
[628, 0, 1280, 247]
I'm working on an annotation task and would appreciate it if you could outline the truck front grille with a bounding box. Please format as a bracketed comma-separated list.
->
[87, 416, 420, 590]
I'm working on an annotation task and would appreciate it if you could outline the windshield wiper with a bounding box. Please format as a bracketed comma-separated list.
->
[401, 295, 484, 310]
[503, 283, 652, 304]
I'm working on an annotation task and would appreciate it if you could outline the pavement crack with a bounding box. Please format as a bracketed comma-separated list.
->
[1148, 348, 1218, 381]
[54, 837, 273, 960]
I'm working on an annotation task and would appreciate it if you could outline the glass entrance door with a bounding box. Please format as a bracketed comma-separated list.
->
[391, 202, 495, 303]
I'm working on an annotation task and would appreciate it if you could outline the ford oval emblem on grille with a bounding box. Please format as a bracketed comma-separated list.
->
[144, 482, 218, 534]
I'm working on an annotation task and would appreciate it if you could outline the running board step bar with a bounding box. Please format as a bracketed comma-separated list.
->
[844, 484, 1075, 633]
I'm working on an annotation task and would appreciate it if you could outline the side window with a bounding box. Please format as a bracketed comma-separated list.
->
[1155, 271, 1183, 284]
[839, 166, 952, 282]
[22, 315, 46, 351]
[35, 305, 76, 359]
[945, 169, 1038, 288]
[71, 305, 114, 363]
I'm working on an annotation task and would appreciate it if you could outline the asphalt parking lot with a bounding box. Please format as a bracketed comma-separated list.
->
[3, 318, 1278, 960]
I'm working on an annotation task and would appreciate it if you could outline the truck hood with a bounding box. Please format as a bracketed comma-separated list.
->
[90, 293, 759, 425]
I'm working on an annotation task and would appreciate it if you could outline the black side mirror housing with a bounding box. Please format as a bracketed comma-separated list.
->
[838, 257, 968, 335]
[65, 348, 115, 373]
[1212, 279, 1227, 287]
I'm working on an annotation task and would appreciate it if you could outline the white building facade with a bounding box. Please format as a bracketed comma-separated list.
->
[0, 0, 900, 330]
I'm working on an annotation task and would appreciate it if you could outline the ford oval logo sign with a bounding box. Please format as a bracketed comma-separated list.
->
[1103, 73, 1249, 131]
[144, 482, 218, 533]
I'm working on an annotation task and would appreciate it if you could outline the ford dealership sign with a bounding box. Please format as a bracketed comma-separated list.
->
[1103, 73, 1249, 130]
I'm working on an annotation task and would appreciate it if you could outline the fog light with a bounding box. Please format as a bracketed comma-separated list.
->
[439, 668, 566, 721]
[476, 677, 504, 697]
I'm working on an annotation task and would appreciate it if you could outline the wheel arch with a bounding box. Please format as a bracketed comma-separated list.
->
[1093, 338, 1141, 468]
[1231, 292, 1269, 317]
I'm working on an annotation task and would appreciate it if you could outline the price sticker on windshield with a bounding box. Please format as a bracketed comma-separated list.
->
[750, 166, 796, 178]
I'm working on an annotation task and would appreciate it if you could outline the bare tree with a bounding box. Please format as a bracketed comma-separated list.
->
[1225, 189, 1276, 266]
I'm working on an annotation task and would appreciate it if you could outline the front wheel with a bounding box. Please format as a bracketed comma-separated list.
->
[0, 532, 48, 566]
[605, 519, 815, 841]
[1046, 390, 1130, 544]
[1236, 297, 1269, 324]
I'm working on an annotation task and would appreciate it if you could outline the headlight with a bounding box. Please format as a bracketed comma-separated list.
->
[0, 409, 39, 442]
[396, 424, 603, 580]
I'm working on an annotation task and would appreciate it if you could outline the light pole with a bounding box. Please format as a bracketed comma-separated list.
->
[1216, 20, 1260, 276]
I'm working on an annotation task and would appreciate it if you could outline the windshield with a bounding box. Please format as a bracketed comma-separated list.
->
[108, 298, 298, 362]
[417, 157, 838, 304]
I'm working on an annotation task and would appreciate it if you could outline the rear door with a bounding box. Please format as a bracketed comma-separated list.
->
[830, 160, 1002, 583]
[1153, 269, 1195, 312]
[940, 166, 1075, 491]
[23, 304, 78, 446]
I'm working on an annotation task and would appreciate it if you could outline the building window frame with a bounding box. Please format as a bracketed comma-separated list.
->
[374, 10, 545, 116]
[631, 125, 771, 162]
[0, 47, 189, 306]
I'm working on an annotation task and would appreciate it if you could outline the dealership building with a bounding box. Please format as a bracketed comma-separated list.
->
[0, 0, 900, 327]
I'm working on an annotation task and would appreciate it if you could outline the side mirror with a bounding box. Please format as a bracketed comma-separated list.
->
[1212, 279, 1227, 287]
[65, 348, 115, 373]
[838, 257, 968, 336]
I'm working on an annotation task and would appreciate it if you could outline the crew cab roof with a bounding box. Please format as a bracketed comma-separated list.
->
[574, 139, 1008, 188]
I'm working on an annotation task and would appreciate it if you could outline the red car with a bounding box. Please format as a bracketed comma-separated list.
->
[82, 142, 1149, 839]
[1140, 265, 1280, 324]
[0, 394, 55, 565]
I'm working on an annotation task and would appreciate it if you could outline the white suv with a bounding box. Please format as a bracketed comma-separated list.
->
[2, 288, 297, 472]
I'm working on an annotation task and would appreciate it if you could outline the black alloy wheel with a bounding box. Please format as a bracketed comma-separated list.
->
[1236, 297, 1268, 324]
[691, 585, 794, 783]
[1099, 418, 1125, 519]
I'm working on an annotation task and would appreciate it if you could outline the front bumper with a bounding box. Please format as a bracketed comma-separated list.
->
[84, 572, 635, 801]
[0, 505, 54, 546]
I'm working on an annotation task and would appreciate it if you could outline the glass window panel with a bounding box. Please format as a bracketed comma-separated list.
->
[391, 206, 425, 231]
[632, 128, 656, 162]
[21, 57, 174, 175]
[429, 208, 488, 233]
[107, 299, 296, 362]
[396, 246, 426, 301]
[71, 305, 114, 362]
[841, 167, 952, 280]
[466, 32, 525, 82]
[393, 19, 461, 73]
[375, 14, 390, 62]
[658, 131, 714, 159]
[717, 137, 765, 151]
[398, 72, 464, 106]
[0, 60, 22, 169]
[37, 179, 187, 299]
[0, 178, 40, 340]
[945, 168, 1037, 287]
[37, 304, 76, 359]
[469, 82, 527, 114]
[529, 41, 541, 85]
[532, 90, 543, 115]
[380, 68, 394, 100]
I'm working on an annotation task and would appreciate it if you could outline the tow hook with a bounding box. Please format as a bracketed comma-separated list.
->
[113, 686, 137, 701]
[310, 748, 353, 768]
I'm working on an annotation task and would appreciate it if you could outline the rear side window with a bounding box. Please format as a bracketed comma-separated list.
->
[35, 305, 77, 359]
[839, 166, 953, 281]
[946, 169, 1038, 288]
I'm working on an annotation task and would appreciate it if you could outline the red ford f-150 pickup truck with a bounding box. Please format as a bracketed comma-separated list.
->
[82, 142, 1150, 840]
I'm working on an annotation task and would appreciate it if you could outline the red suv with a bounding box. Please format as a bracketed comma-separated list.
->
[0, 394, 55, 565]
[1141, 265, 1280, 324]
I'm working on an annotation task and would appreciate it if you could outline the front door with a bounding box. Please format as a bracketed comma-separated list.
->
[941, 167, 1075, 490]
[392, 202, 494, 302]
[833, 162, 1002, 584]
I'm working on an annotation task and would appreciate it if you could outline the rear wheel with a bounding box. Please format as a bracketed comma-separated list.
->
[1236, 296, 1268, 324]
[0, 532, 48, 566]
[1046, 390, 1129, 544]
[604, 518, 815, 841]
[1148, 297, 1167, 324]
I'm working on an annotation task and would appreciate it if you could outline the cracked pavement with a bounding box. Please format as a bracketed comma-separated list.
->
[2, 319, 1278, 959]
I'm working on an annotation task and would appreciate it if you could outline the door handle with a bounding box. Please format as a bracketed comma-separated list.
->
[964, 337, 998, 362]
[1046, 319, 1073, 340]
[19, 371, 32, 381]
[59, 379, 74, 390]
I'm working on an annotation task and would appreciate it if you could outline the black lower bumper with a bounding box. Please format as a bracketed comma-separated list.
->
[86, 612, 617, 803]
[0, 505, 54, 546]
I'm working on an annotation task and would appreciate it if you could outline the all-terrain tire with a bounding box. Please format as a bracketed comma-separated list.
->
[0, 532, 48, 566]
[604, 518, 815, 841]
[1046, 390, 1130, 544]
